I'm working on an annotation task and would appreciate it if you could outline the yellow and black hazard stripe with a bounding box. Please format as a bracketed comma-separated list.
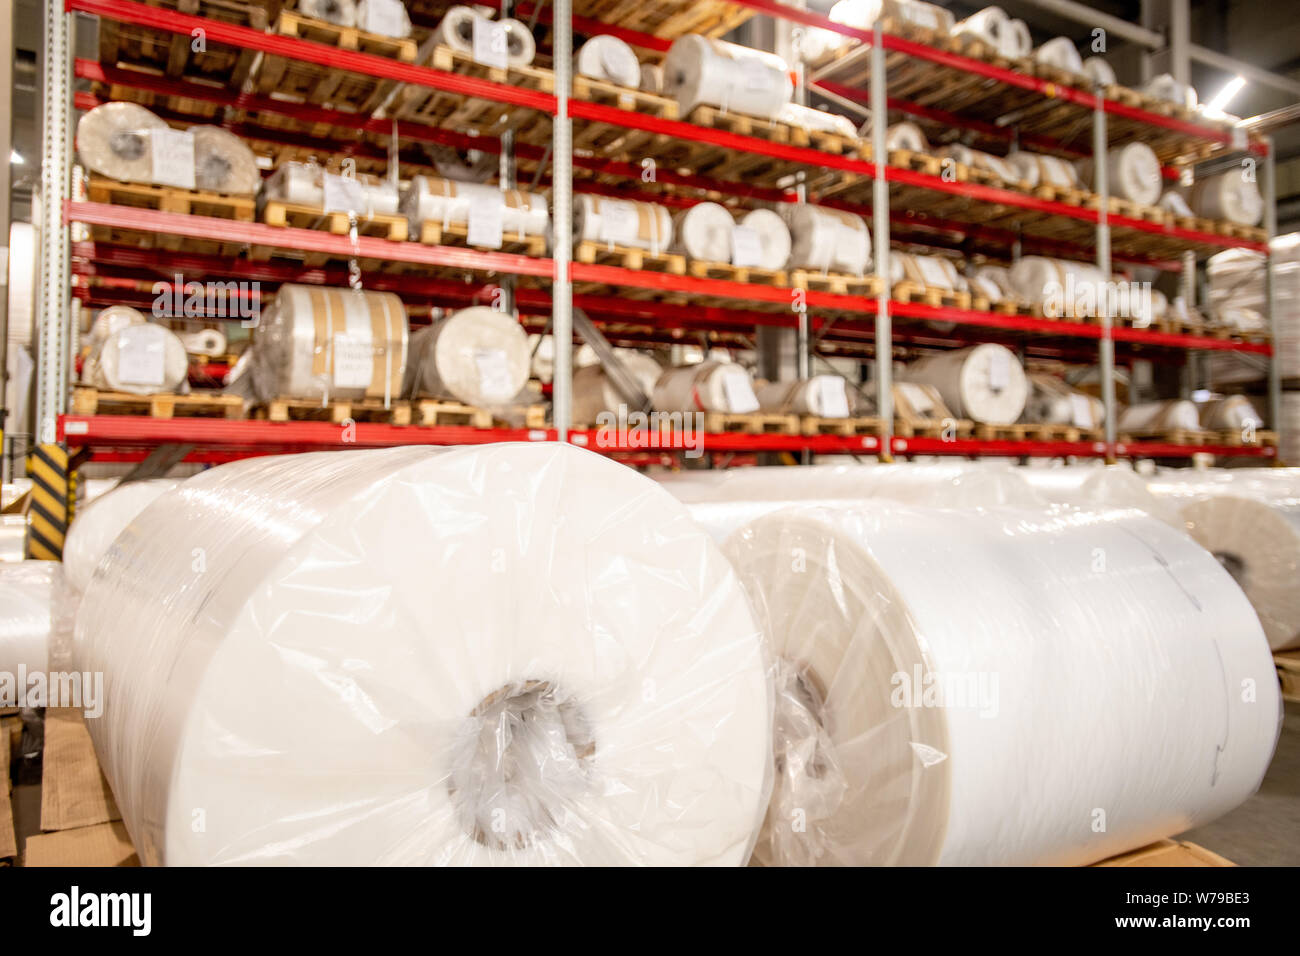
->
[26, 443, 70, 560]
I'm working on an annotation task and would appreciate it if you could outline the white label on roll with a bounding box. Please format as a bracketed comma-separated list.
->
[117, 338, 166, 387]
[597, 202, 640, 245]
[1070, 393, 1094, 428]
[916, 256, 951, 289]
[473, 17, 509, 69]
[467, 193, 505, 249]
[332, 335, 373, 388]
[474, 348, 514, 401]
[731, 225, 764, 268]
[988, 350, 1010, 391]
[721, 372, 760, 413]
[818, 377, 851, 418]
[360, 0, 405, 37]
[149, 129, 196, 190]
[322, 174, 366, 214]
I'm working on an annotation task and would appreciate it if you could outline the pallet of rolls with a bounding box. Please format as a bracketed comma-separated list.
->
[259, 200, 408, 241]
[254, 397, 411, 425]
[571, 0, 754, 40]
[702, 411, 801, 434]
[71, 387, 243, 420]
[891, 382, 974, 438]
[409, 399, 548, 429]
[83, 174, 255, 222]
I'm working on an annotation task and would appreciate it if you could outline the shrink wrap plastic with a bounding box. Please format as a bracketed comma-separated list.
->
[76, 102, 169, 184]
[662, 36, 793, 119]
[73, 444, 772, 865]
[84, 323, 189, 395]
[435, 7, 536, 67]
[953, 7, 1030, 58]
[248, 284, 408, 403]
[0, 517, 27, 563]
[570, 351, 663, 425]
[575, 35, 641, 88]
[400, 176, 549, 236]
[1147, 469, 1300, 650]
[1081, 56, 1116, 86]
[672, 202, 735, 263]
[1022, 372, 1103, 429]
[403, 307, 530, 406]
[1034, 37, 1084, 74]
[1192, 170, 1265, 226]
[299, 0, 356, 26]
[885, 122, 928, 151]
[653, 361, 760, 413]
[755, 375, 866, 418]
[737, 209, 792, 270]
[1018, 465, 1185, 530]
[64, 479, 180, 595]
[901, 344, 1028, 425]
[0, 562, 71, 677]
[88, 306, 146, 349]
[1075, 142, 1162, 206]
[190, 126, 261, 197]
[782, 205, 871, 275]
[725, 502, 1279, 865]
[1118, 398, 1200, 432]
[573, 195, 673, 253]
[262, 162, 400, 216]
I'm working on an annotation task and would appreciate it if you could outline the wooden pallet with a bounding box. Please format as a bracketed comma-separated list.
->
[889, 148, 943, 178]
[71, 387, 243, 419]
[261, 200, 409, 241]
[571, 0, 753, 39]
[788, 270, 884, 297]
[1018, 422, 1104, 443]
[800, 415, 883, 437]
[684, 105, 859, 156]
[275, 9, 416, 62]
[1085, 193, 1169, 224]
[418, 219, 547, 256]
[1033, 181, 1093, 207]
[574, 240, 686, 275]
[972, 422, 1033, 441]
[702, 411, 800, 434]
[1095, 839, 1234, 867]
[1103, 84, 1207, 127]
[893, 281, 972, 310]
[410, 399, 548, 430]
[1210, 428, 1279, 447]
[84, 175, 256, 221]
[98, 0, 267, 88]
[893, 417, 975, 439]
[687, 260, 788, 285]
[258, 396, 411, 425]
[1119, 428, 1213, 446]
[394, 46, 552, 132]
[1277, 652, 1300, 704]
[572, 74, 679, 119]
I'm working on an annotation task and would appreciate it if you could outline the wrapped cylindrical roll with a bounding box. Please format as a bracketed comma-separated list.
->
[189, 126, 260, 197]
[73, 444, 772, 865]
[263, 162, 400, 215]
[653, 361, 760, 414]
[434, 7, 536, 67]
[575, 35, 641, 88]
[85, 323, 189, 396]
[570, 351, 663, 425]
[356, 0, 412, 37]
[756, 375, 866, 418]
[672, 202, 735, 263]
[953, 7, 1031, 58]
[1018, 465, 1185, 530]
[640, 63, 663, 93]
[400, 176, 549, 236]
[1075, 142, 1162, 206]
[1144, 73, 1197, 109]
[1022, 372, 1104, 429]
[88, 306, 146, 350]
[1147, 470, 1300, 650]
[248, 284, 408, 403]
[736, 209, 792, 271]
[1199, 395, 1264, 432]
[425, 143, 498, 184]
[1034, 36, 1084, 74]
[64, 479, 180, 594]
[970, 264, 1017, 303]
[1160, 190, 1195, 218]
[726, 502, 1279, 865]
[890, 252, 963, 291]
[776, 103, 858, 139]
[76, 102, 169, 184]
[573, 195, 673, 253]
[783, 205, 871, 275]
[938, 144, 1020, 184]
[1119, 399, 1200, 433]
[1191, 170, 1264, 226]
[299, 0, 357, 27]
[1009, 256, 1106, 316]
[1081, 55, 1116, 86]
[901, 344, 1028, 425]
[179, 328, 228, 356]
[403, 307, 530, 407]
[885, 122, 928, 151]
[0, 516, 27, 563]
[0, 562, 70, 676]
[829, 0, 954, 35]
[1008, 151, 1080, 190]
[662, 36, 793, 119]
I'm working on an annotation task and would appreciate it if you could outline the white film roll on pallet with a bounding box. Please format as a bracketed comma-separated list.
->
[1118, 399, 1201, 432]
[755, 375, 867, 418]
[1192, 170, 1265, 227]
[189, 126, 261, 197]
[64, 479, 180, 594]
[575, 35, 641, 88]
[88, 306, 146, 350]
[84, 323, 190, 396]
[73, 445, 772, 865]
[403, 307, 530, 406]
[400, 176, 549, 236]
[570, 351, 663, 425]
[662, 36, 793, 119]
[1081, 56, 1116, 86]
[573, 195, 673, 253]
[1033, 36, 1084, 74]
[725, 502, 1280, 866]
[263, 162, 400, 216]
[653, 361, 760, 413]
[1075, 142, 1162, 206]
[672, 202, 734, 263]
[901, 344, 1028, 425]
[76, 102, 169, 184]
[783, 205, 871, 275]
[0, 561, 70, 676]
[737, 209, 792, 271]
[434, 6, 536, 67]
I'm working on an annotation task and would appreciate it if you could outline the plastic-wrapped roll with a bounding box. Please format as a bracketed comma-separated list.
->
[299, 0, 357, 26]
[263, 162, 400, 216]
[356, 0, 412, 37]
[403, 307, 530, 406]
[0, 562, 70, 676]
[1192, 171, 1264, 226]
[573, 195, 672, 253]
[885, 122, 928, 152]
[1022, 372, 1104, 429]
[662, 36, 793, 119]
[901, 344, 1028, 425]
[672, 202, 735, 263]
[653, 361, 760, 414]
[1199, 395, 1264, 432]
[1000, 17, 1031, 57]
[85, 323, 189, 396]
[248, 284, 408, 403]
[88, 306, 146, 350]
[640, 63, 663, 93]
[891, 252, 963, 291]
[189, 126, 260, 197]
[1147, 470, 1300, 650]
[1081, 55, 1116, 86]
[1075, 142, 1162, 206]
[1018, 466, 1185, 530]
[783, 205, 871, 275]
[726, 502, 1279, 865]
[179, 328, 228, 356]
[1008, 151, 1079, 190]
[1160, 190, 1195, 218]
[971, 264, 1017, 303]
[1144, 73, 1197, 109]
[1034, 37, 1084, 75]
[570, 351, 663, 425]
[64, 479, 180, 594]
[737, 209, 792, 271]
[575, 35, 640, 88]
[1119, 399, 1200, 433]
[73, 444, 772, 865]
[1009, 256, 1106, 315]
[76, 102, 168, 184]
[434, 6, 537, 66]
[937, 145, 1020, 184]
[776, 103, 858, 139]
[829, 0, 954, 35]
[400, 176, 549, 236]
[425, 143, 498, 184]
[756, 375, 866, 418]
[0, 516, 26, 563]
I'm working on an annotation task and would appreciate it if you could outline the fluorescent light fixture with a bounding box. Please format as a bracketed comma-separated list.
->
[9, 150, 21, 165]
[1207, 75, 1247, 113]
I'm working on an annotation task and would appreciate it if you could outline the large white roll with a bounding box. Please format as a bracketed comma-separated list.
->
[653, 361, 760, 414]
[1118, 399, 1200, 432]
[403, 307, 530, 407]
[890, 252, 964, 291]
[1199, 395, 1263, 432]
[434, 7, 536, 67]
[575, 35, 641, 88]
[672, 202, 735, 263]
[1009, 151, 1080, 190]
[1034, 37, 1084, 74]
[1081, 55, 1116, 86]
[1148, 470, 1300, 650]
[885, 122, 928, 152]
[726, 502, 1279, 866]
[570, 351, 662, 425]
[1192, 171, 1264, 226]
[64, 479, 180, 595]
[84, 323, 189, 396]
[953, 7, 1030, 58]
[1144, 73, 1197, 109]
[573, 195, 673, 253]
[662, 36, 793, 119]
[73, 444, 772, 865]
[262, 162, 400, 216]
[190, 126, 261, 197]
[0, 562, 68, 677]
[88, 306, 146, 350]
[1022, 372, 1103, 429]
[939, 144, 1020, 184]
[1009, 256, 1106, 315]
[783, 205, 871, 275]
[755, 375, 866, 418]
[1018, 465, 1185, 530]
[248, 284, 409, 403]
[901, 344, 1028, 425]
[737, 209, 792, 271]
[299, 0, 357, 27]
[776, 103, 858, 139]
[1075, 142, 1162, 206]
[400, 176, 549, 236]
[356, 0, 412, 37]
[76, 102, 169, 184]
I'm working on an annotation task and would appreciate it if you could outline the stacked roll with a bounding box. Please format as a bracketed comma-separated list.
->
[662, 36, 793, 119]
[1144, 73, 1197, 109]
[83, 323, 189, 396]
[1008, 151, 1080, 190]
[76, 102, 169, 184]
[1199, 395, 1264, 432]
[570, 350, 663, 425]
[968, 264, 1017, 305]
[953, 7, 1031, 58]
[1033, 37, 1084, 74]
[0, 562, 69, 677]
[783, 205, 871, 275]
[433, 6, 536, 67]
[1022, 372, 1104, 429]
[1192, 170, 1265, 226]
[672, 202, 735, 263]
[190, 126, 261, 196]
[73, 444, 772, 865]
[891, 252, 964, 291]
[755, 375, 867, 418]
[736, 209, 793, 270]
[1009, 256, 1106, 317]
[262, 162, 400, 216]
[64, 479, 181, 595]
[573, 195, 673, 253]
[575, 35, 641, 88]
[938, 145, 1020, 185]
[1118, 399, 1201, 433]
[88, 306, 146, 351]
[901, 344, 1028, 425]
[1075, 142, 1163, 205]
[403, 307, 530, 406]
[400, 176, 549, 237]
[653, 361, 759, 413]
[1206, 236, 1299, 380]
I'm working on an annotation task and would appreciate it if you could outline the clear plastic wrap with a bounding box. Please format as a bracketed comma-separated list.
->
[64, 479, 179, 594]
[1018, 464, 1186, 530]
[84, 323, 190, 395]
[402, 307, 531, 406]
[724, 501, 1280, 866]
[73, 444, 772, 865]
[0, 561, 72, 676]
[75, 102, 169, 184]
[900, 344, 1028, 425]
[662, 36, 793, 119]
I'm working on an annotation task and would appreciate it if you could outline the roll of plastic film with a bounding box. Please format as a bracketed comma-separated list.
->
[901, 344, 1028, 424]
[673, 202, 735, 263]
[1075, 142, 1162, 206]
[84, 323, 190, 396]
[88, 306, 146, 350]
[189, 126, 261, 197]
[403, 307, 530, 406]
[1199, 395, 1263, 431]
[76, 102, 169, 184]
[1033, 36, 1084, 74]
[1192, 170, 1265, 226]
[575, 35, 641, 88]
[755, 375, 865, 418]
[653, 361, 759, 413]
[724, 501, 1279, 866]
[662, 36, 793, 119]
[570, 351, 663, 425]
[400, 176, 549, 236]
[263, 162, 400, 216]
[64, 479, 180, 594]
[435, 8, 536, 67]
[0, 561, 70, 676]
[1118, 399, 1200, 432]
[783, 205, 871, 275]
[73, 444, 772, 865]
[737, 209, 793, 271]
[573, 195, 673, 253]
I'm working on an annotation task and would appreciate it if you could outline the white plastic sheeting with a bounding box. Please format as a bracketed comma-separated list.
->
[64, 479, 180, 594]
[0, 562, 69, 677]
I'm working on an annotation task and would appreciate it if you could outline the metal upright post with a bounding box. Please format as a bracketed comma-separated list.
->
[1264, 137, 1281, 436]
[35, 0, 74, 446]
[498, 0, 517, 318]
[870, 25, 892, 457]
[1092, 90, 1116, 455]
[0, 1, 13, 477]
[551, 0, 573, 439]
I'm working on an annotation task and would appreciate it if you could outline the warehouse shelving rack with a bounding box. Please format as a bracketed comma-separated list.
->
[34, 0, 1282, 467]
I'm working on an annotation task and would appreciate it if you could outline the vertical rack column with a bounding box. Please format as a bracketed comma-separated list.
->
[1092, 89, 1117, 455]
[1263, 137, 1281, 436]
[870, 24, 892, 459]
[551, 0, 573, 439]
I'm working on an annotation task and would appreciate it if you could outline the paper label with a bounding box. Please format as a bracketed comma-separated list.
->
[731, 225, 764, 268]
[332, 335, 373, 388]
[473, 17, 509, 70]
[597, 202, 640, 245]
[322, 173, 366, 214]
[817, 376, 851, 418]
[475, 348, 514, 401]
[467, 193, 505, 249]
[988, 349, 1010, 391]
[721, 370, 759, 413]
[149, 128, 195, 190]
[916, 256, 951, 289]
[117, 335, 166, 387]
[1070, 393, 1095, 428]
[360, 0, 405, 37]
